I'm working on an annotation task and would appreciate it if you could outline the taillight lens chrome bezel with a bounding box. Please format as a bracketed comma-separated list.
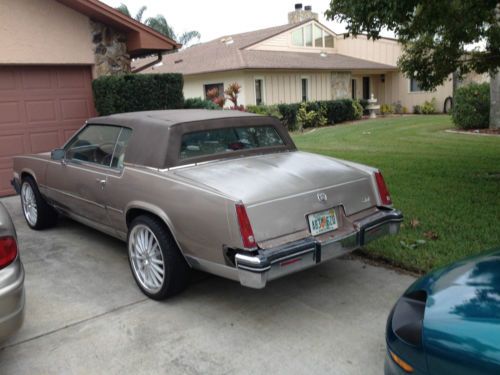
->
[374, 171, 392, 206]
[235, 203, 257, 250]
[0, 236, 18, 270]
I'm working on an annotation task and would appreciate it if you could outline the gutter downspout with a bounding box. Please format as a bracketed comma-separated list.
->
[131, 52, 163, 73]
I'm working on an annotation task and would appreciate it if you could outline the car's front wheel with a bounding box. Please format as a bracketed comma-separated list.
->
[127, 215, 190, 300]
[20, 177, 58, 230]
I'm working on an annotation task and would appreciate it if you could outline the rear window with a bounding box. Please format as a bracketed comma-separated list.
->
[180, 125, 284, 160]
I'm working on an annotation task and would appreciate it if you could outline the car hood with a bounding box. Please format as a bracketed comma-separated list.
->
[406, 249, 500, 373]
[172, 151, 373, 205]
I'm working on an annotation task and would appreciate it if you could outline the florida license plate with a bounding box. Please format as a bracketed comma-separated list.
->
[308, 209, 338, 236]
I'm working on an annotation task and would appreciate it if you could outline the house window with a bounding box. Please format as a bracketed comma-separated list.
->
[301, 78, 308, 102]
[351, 79, 357, 99]
[291, 28, 304, 46]
[304, 24, 313, 47]
[325, 34, 334, 48]
[204, 83, 224, 99]
[290, 24, 335, 49]
[255, 79, 264, 105]
[314, 25, 323, 47]
[410, 78, 423, 92]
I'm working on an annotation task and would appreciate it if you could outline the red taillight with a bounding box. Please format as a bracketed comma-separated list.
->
[375, 171, 392, 206]
[0, 236, 18, 269]
[235, 203, 257, 249]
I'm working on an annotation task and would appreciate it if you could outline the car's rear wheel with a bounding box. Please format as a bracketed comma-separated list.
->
[127, 215, 190, 300]
[20, 177, 58, 230]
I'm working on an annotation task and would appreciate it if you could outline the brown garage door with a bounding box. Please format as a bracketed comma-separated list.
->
[0, 65, 96, 196]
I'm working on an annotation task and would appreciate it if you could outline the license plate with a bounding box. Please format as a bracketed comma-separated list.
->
[308, 209, 338, 236]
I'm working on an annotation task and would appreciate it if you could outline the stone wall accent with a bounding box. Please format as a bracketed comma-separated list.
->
[90, 21, 130, 77]
[331, 72, 351, 100]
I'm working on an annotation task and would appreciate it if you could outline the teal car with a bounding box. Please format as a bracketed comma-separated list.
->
[385, 249, 500, 374]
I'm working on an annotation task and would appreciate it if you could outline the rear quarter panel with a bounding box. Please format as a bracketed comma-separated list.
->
[106, 166, 241, 264]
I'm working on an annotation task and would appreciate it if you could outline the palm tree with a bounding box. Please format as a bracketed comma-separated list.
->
[115, 4, 200, 47]
[115, 3, 147, 22]
[145, 15, 200, 46]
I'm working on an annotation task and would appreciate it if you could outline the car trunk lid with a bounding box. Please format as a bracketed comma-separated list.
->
[173, 151, 377, 241]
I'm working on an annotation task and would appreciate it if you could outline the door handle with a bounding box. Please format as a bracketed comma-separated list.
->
[96, 178, 107, 189]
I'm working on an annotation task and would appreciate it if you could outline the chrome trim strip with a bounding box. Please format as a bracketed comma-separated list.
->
[43, 186, 105, 209]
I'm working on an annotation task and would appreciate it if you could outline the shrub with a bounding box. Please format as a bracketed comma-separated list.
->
[393, 101, 403, 114]
[421, 98, 437, 114]
[413, 105, 422, 114]
[359, 99, 370, 115]
[402, 106, 409, 114]
[246, 104, 281, 118]
[206, 87, 226, 108]
[452, 83, 490, 129]
[380, 104, 394, 115]
[318, 98, 355, 124]
[92, 73, 184, 115]
[297, 102, 327, 129]
[224, 82, 241, 107]
[277, 103, 300, 130]
[184, 97, 220, 110]
[352, 100, 363, 120]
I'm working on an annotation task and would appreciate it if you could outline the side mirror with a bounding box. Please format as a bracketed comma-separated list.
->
[51, 148, 66, 161]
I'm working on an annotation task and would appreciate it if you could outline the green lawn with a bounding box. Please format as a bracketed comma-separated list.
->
[292, 115, 500, 273]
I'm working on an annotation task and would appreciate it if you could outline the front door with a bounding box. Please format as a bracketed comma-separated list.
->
[363, 77, 370, 100]
[45, 124, 123, 226]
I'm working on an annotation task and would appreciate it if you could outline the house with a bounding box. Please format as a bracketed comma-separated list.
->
[0, 0, 180, 197]
[145, 4, 452, 111]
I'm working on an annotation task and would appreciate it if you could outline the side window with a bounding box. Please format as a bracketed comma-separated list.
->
[111, 128, 132, 169]
[65, 125, 121, 167]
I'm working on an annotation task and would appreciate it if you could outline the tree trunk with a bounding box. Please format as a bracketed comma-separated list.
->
[491, 71, 500, 129]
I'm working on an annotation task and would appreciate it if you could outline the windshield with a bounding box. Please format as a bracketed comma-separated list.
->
[180, 125, 285, 160]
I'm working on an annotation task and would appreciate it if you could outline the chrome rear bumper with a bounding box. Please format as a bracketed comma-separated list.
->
[235, 208, 403, 289]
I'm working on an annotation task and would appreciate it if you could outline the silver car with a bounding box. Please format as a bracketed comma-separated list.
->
[12, 110, 402, 300]
[0, 202, 25, 341]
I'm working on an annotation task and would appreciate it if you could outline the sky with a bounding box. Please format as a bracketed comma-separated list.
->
[101, 0, 395, 43]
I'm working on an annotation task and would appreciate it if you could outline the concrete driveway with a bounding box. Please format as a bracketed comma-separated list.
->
[0, 196, 415, 375]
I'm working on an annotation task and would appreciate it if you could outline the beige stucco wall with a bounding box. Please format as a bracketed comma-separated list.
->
[381, 72, 453, 113]
[183, 71, 251, 106]
[336, 35, 401, 66]
[184, 69, 453, 112]
[0, 0, 94, 65]
[183, 70, 334, 106]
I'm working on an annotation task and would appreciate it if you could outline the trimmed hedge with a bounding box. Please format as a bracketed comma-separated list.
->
[184, 97, 221, 110]
[92, 73, 184, 116]
[452, 83, 490, 129]
[277, 99, 359, 130]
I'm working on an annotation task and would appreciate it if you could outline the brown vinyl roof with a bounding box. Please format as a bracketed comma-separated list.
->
[138, 21, 397, 75]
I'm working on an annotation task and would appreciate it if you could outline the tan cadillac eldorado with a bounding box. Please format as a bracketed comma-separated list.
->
[11, 110, 402, 300]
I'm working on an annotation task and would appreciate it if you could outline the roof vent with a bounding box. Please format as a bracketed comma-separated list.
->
[174, 59, 183, 64]
[220, 36, 234, 45]
[320, 51, 327, 58]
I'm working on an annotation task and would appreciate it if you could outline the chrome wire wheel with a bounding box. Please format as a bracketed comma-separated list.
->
[21, 182, 38, 227]
[128, 224, 165, 293]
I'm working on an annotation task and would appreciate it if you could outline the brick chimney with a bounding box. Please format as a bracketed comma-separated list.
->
[288, 4, 318, 24]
